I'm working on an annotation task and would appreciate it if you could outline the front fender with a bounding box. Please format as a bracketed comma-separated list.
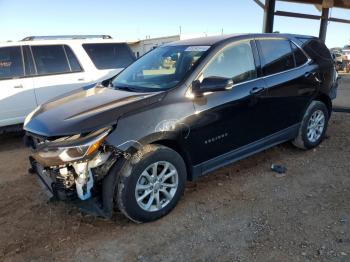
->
[105, 100, 195, 153]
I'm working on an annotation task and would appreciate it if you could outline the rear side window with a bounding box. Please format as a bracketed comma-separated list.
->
[291, 42, 308, 67]
[258, 39, 294, 76]
[31, 45, 82, 75]
[83, 43, 135, 70]
[0, 46, 24, 80]
[202, 40, 257, 84]
[32, 45, 71, 75]
[297, 38, 332, 62]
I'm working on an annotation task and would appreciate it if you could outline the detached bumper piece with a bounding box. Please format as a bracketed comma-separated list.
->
[28, 157, 112, 218]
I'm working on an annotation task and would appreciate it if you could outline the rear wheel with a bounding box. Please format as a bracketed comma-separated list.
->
[116, 144, 186, 223]
[292, 101, 329, 150]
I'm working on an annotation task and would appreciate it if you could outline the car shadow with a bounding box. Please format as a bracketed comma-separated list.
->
[0, 132, 25, 152]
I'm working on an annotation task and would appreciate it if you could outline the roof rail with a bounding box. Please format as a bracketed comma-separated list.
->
[21, 35, 112, 41]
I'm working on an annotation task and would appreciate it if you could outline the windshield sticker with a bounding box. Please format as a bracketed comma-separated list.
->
[0, 61, 12, 68]
[185, 46, 210, 52]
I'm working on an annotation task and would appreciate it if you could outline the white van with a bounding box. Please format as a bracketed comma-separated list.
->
[0, 35, 135, 131]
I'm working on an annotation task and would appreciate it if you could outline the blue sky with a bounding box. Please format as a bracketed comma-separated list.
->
[0, 0, 349, 48]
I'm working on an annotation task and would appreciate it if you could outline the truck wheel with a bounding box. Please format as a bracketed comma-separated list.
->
[292, 101, 329, 150]
[116, 144, 186, 223]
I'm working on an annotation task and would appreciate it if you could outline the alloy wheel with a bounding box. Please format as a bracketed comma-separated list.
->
[135, 161, 179, 212]
[306, 110, 325, 143]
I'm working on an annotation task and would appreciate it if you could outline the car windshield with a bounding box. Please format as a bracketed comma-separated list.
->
[111, 45, 210, 91]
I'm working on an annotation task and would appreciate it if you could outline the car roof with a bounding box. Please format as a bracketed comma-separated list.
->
[165, 33, 316, 47]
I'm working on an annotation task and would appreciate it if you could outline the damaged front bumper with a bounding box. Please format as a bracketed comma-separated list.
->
[25, 131, 126, 218]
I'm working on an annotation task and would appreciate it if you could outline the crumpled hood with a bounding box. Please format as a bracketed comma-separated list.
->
[24, 85, 163, 137]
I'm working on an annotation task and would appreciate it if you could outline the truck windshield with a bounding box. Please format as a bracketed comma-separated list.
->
[111, 45, 209, 91]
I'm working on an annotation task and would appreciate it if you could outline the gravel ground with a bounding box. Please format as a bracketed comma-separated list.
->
[1, 112, 350, 262]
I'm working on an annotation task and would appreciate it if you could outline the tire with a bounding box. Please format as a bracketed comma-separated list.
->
[292, 101, 329, 150]
[115, 144, 187, 223]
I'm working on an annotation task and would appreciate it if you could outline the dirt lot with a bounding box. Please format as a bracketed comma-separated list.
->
[1, 115, 350, 262]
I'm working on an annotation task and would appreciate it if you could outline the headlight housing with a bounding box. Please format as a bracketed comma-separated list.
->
[32, 127, 111, 167]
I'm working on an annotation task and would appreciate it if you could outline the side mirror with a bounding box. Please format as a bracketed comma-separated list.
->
[101, 77, 113, 87]
[192, 77, 233, 96]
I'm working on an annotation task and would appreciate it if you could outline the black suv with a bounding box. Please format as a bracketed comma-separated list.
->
[24, 34, 338, 223]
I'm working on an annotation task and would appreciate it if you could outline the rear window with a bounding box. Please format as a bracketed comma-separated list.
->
[258, 39, 295, 76]
[83, 43, 135, 70]
[32, 45, 82, 75]
[0, 46, 24, 80]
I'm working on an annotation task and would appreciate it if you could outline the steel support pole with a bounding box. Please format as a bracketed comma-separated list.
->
[319, 8, 329, 42]
[263, 0, 276, 33]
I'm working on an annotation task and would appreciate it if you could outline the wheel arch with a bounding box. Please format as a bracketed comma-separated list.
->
[151, 139, 193, 181]
[314, 93, 332, 116]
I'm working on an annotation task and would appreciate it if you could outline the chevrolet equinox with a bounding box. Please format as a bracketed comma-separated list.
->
[24, 34, 338, 223]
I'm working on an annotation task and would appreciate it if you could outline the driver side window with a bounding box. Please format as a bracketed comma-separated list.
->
[202, 40, 257, 85]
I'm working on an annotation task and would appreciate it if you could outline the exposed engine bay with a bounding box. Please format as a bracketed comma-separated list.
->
[24, 127, 127, 217]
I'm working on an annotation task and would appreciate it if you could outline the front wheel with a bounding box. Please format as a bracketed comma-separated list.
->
[115, 144, 186, 223]
[292, 101, 329, 150]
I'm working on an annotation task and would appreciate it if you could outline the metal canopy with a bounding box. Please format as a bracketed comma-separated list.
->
[280, 0, 350, 9]
[254, 0, 350, 42]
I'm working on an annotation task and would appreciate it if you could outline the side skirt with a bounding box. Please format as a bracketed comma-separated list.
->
[191, 124, 300, 180]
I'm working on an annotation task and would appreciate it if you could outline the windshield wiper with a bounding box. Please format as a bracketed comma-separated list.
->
[111, 84, 136, 92]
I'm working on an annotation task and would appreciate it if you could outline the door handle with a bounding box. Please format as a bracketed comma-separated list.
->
[304, 71, 315, 78]
[304, 71, 321, 83]
[250, 87, 265, 95]
[77, 78, 85, 81]
[13, 85, 23, 88]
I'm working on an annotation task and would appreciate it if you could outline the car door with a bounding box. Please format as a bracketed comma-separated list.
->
[0, 46, 37, 127]
[256, 38, 319, 134]
[30, 44, 90, 105]
[187, 39, 270, 165]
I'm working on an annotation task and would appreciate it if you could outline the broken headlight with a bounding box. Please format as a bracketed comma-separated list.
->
[33, 127, 111, 167]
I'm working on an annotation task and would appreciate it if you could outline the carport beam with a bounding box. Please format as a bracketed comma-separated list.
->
[263, 0, 276, 33]
[319, 7, 329, 42]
